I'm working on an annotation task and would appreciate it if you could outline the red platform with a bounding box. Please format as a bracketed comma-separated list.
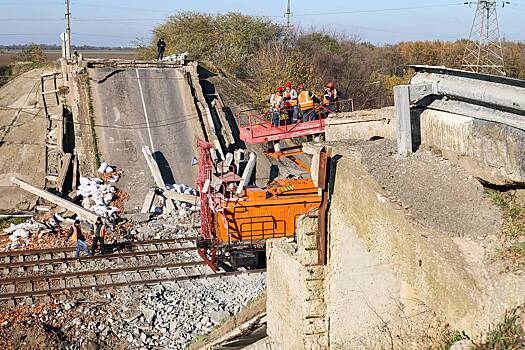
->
[238, 111, 326, 144]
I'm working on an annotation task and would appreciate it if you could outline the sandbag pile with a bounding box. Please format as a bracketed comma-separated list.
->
[77, 177, 119, 219]
[2, 217, 60, 250]
[166, 183, 199, 213]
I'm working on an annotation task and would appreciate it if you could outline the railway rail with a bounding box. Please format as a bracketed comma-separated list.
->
[0, 237, 198, 272]
[0, 263, 265, 306]
[0, 235, 265, 307]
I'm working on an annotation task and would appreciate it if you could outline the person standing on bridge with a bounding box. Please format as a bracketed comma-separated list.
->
[269, 86, 285, 126]
[283, 82, 299, 124]
[157, 38, 167, 61]
[323, 81, 339, 114]
[298, 83, 319, 122]
[65, 219, 92, 258]
[91, 216, 108, 255]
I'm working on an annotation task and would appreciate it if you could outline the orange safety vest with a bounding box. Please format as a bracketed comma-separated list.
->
[323, 89, 338, 105]
[71, 225, 79, 242]
[100, 226, 107, 238]
[298, 91, 314, 111]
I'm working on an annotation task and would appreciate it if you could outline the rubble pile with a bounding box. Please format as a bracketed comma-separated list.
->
[162, 52, 189, 63]
[78, 177, 120, 220]
[1, 275, 266, 350]
[1, 215, 62, 251]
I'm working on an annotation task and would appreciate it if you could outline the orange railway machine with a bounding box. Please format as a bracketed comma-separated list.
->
[196, 140, 323, 271]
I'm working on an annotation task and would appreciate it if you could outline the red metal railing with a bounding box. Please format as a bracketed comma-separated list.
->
[237, 100, 353, 145]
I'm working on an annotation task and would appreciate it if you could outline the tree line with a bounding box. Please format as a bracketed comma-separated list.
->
[139, 12, 525, 110]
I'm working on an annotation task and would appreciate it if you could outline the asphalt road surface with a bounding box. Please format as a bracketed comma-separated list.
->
[90, 67, 203, 212]
[0, 69, 46, 211]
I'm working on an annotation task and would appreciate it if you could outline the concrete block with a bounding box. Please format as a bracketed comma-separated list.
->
[305, 279, 324, 300]
[325, 107, 395, 142]
[420, 108, 525, 185]
[303, 334, 329, 349]
[304, 318, 329, 335]
[297, 230, 318, 251]
[305, 299, 326, 318]
[304, 265, 325, 281]
[298, 249, 318, 266]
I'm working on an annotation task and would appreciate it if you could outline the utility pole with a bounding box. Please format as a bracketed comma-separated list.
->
[65, 0, 72, 59]
[285, 0, 292, 43]
[462, 1, 509, 76]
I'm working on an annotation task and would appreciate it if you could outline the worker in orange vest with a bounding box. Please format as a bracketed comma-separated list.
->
[283, 82, 299, 123]
[65, 219, 92, 258]
[297, 83, 319, 122]
[91, 216, 108, 255]
[269, 86, 285, 126]
[323, 81, 338, 114]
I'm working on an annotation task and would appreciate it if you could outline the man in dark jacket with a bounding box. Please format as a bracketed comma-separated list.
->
[91, 217, 108, 255]
[65, 219, 92, 258]
[157, 38, 166, 61]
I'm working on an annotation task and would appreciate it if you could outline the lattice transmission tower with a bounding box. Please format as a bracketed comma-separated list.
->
[462, 1, 509, 76]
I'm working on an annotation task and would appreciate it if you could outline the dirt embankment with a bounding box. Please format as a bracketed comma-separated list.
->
[357, 139, 502, 238]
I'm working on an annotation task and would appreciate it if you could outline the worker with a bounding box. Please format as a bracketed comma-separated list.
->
[283, 82, 299, 123]
[65, 219, 92, 258]
[269, 86, 285, 126]
[157, 38, 167, 61]
[91, 216, 108, 255]
[323, 81, 338, 114]
[297, 83, 319, 122]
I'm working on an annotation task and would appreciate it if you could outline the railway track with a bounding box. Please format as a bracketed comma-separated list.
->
[0, 235, 266, 307]
[0, 263, 265, 306]
[0, 237, 198, 275]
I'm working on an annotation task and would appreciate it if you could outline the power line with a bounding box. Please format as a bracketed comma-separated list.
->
[292, 3, 466, 17]
[462, 1, 508, 76]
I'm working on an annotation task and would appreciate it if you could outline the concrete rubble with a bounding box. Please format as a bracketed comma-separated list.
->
[77, 176, 119, 220]
[1, 215, 62, 251]
[1, 272, 265, 350]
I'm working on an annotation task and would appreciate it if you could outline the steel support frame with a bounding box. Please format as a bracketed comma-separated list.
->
[264, 145, 311, 173]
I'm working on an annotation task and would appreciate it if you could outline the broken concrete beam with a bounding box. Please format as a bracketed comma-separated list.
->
[163, 191, 200, 206]
[141, 188, 156, 214]
[236, 152, 257, 195]
[142, 146, 176, 213]
[56, 153, 72, 194]
[10, 176, 98, 223]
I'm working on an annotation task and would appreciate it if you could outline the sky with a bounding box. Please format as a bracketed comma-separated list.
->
[0, 0, 523, 47]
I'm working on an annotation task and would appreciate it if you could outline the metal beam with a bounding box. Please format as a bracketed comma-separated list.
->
[410, 65, 525, 115]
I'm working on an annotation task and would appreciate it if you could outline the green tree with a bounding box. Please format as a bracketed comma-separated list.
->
[16, 44, 47, 64]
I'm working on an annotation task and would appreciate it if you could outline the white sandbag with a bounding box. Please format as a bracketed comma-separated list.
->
[97, 162, 109, 173]
[105, 166, 114, 173]
[3, 223, 17, 234]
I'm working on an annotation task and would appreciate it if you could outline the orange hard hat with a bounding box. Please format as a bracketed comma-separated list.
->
[285, 81, 292, 88]
[276, 86, 284, 92]
[326, 81, 335, 89]
[298, 83, 305, 90]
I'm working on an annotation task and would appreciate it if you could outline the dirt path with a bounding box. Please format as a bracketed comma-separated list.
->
[0, 69, 47, 211]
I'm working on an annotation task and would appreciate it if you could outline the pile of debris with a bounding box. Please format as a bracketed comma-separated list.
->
[1, 274, 266, 350]
[1, 215, 62, 251]
[77, 177, 119, 220]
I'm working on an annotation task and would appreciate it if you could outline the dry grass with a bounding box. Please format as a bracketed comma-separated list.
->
[486, 189, 525, 271]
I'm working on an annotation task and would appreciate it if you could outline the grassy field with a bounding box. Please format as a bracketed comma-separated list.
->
[0, 50, 136, 67]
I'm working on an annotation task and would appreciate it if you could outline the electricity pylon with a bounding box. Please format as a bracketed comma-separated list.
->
[462, 1, 508, 76]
